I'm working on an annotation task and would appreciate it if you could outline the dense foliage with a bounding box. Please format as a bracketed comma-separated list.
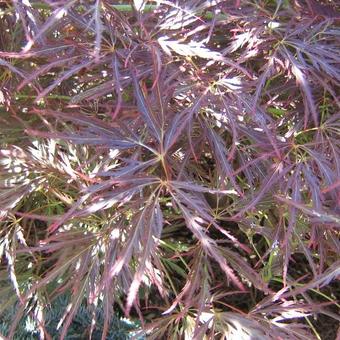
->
[0, 0, 339, 339]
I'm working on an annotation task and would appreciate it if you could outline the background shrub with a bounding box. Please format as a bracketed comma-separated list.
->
[0, 291, 138, 339]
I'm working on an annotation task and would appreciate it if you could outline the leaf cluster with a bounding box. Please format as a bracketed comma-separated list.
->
[0, 0, 339, 339]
